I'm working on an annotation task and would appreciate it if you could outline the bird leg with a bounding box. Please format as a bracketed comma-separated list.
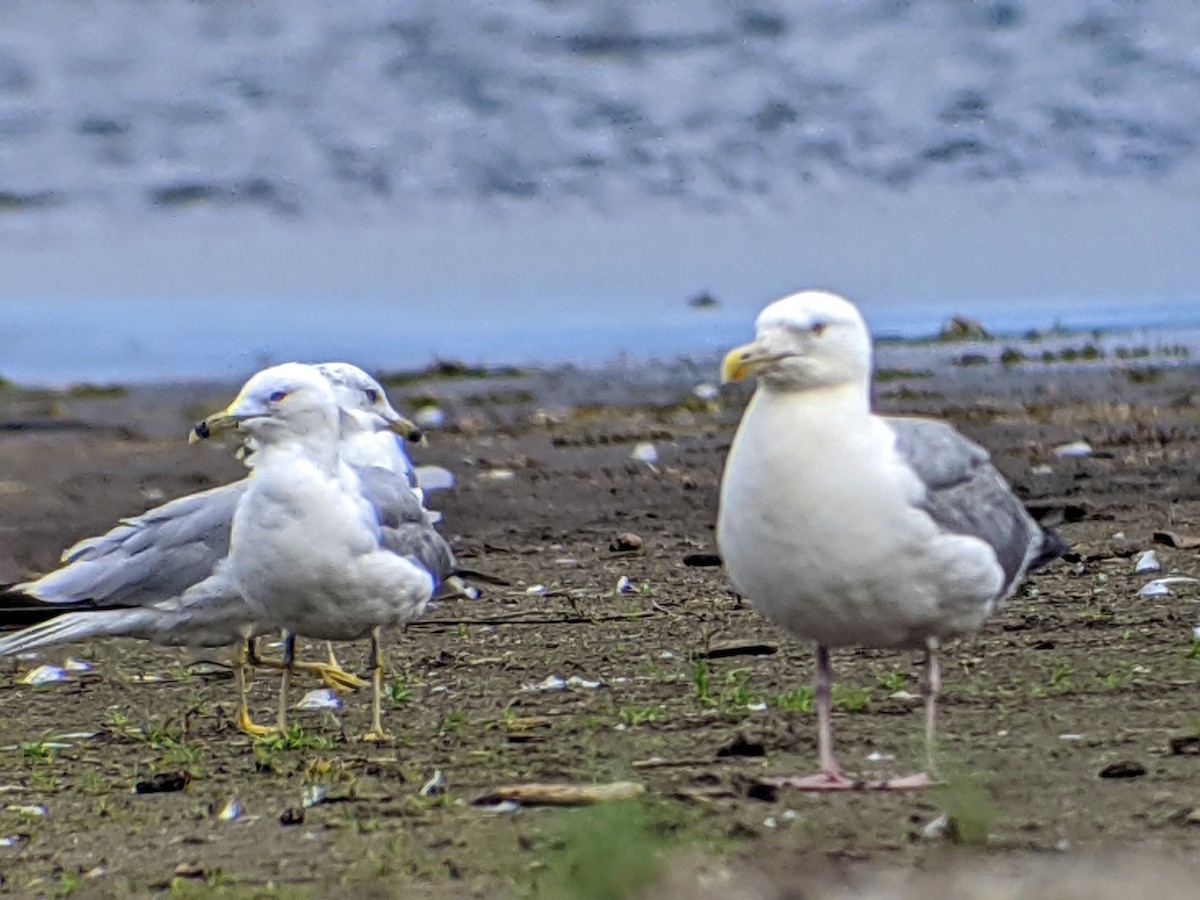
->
[233, 640, 273, 737]
[249, 635, 367, 692]
[360, 627, 393, 742]
[763, 643, 929, 792]
[276, 631, 295, 736]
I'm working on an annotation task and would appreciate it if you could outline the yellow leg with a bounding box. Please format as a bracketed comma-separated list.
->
[253, 640, 367, 692]
[234, 641, 275, 737]
[360, 628, 392, 742]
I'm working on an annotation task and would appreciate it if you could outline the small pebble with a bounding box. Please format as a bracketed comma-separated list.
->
[414, 407, 446, 429]
[616, 575, 632, 593]
[1054, 441, 1093, 458]
[630, 442, 658, 464]
[610, 532, 643, 552]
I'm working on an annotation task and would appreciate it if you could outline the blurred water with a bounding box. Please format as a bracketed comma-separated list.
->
[0, 1, 1198, 383]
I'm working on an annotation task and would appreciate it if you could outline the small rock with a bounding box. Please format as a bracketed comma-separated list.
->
[279, 807, 305, 826]
[692, 382, 719, 401]
[20, 665, 67, 685]
[1098, 760, 1147, 779]
[134, 771, 193, 794]
[610, 532, 643, 552]
[921, 813, 949, 839]
[615, 575, 632, 593]
[302, 785, 327, 808]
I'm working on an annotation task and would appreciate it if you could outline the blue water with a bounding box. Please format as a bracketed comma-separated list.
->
[1, 2, 1199, 384]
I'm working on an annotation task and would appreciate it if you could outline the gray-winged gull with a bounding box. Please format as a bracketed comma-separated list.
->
[0, 363, 431, 735]
[197, 362, 455, 740]
[717, 290, 1065, 790]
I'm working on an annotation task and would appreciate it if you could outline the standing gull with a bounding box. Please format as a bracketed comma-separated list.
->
[0, 364, 429, 733]
[197, 363, 454, 740]
[717, 290, 1065, 790]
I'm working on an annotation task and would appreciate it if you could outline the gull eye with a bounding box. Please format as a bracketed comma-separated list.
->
[268, 390, 288, 403]
[811, 321, 827, 336]
[364, 388, 379, 404]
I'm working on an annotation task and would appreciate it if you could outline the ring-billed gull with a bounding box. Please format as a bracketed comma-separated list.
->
[0, 363, 431, 733]
[717, 290, 1066, 790]
[197, 363, 455, 741]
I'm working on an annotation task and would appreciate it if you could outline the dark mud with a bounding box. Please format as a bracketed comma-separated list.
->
[1, 356, 1199, 897]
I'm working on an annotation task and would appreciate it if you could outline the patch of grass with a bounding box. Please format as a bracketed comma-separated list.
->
[832, 684, 871, 713]
[437, 711, 467, 736]
[874, 669, 907, 692]
[388, 674, 414, 704]
[928, 769, 998, 846]
[532, 800, 663, 900]
[20, 741, 60, 763]
[1189, 638, 1200, 660]
[253, 724, 337, 753]
[774, 686, 814, 712]
[875, 367, 934, 383]
[618, 706, 666, 727]
[691, 658, 711, 704]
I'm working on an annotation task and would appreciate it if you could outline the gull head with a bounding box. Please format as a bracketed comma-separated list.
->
[316, 362, 423, 443]
[720, 290, 872, 392]
[193, 363, 340, 447]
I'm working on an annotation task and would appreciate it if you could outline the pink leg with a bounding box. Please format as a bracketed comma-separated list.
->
[763, 643, 933, 793]
[865, 639, 940, 791]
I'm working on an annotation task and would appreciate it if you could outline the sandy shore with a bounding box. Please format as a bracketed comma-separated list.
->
[1, 348, 1198, 896]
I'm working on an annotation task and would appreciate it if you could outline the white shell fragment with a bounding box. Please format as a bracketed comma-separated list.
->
[218, 798, 243, 821]
[746, 702, 768, 712]
[20, 665, 67, 686]
[866, 751, 895, 762]
[0, 835, 27, 847]
[6, 805, 47, 817]
[525, 584, 546, 595]
[419, 770, 446, 797]
[1133, 550, 1161, 574]
[692, 382, 719, 401]
[480, 468, 515, 482]
[1192, 627, 1200, 641]
[1059, 734, 1084, 741]
[565, 676, 603, 689]
[294, 689, 342, 711]
[630, 442, 658, 464]
[1053, 441, 1094, 458]
[63, 658, 92, 672]
[1138, 576, 1200, 597]
[616, 575, 632, 594]
[414, 407, 446, 429]
[523, 675, 566, 692]
[478, 800, 521, 814]
[413, 465, 456, 493]
[921, 813, 949, 839]
[302, 785, 327, 808]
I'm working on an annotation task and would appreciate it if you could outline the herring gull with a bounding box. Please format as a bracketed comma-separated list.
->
[197, 363, 455, 740]
[717, 290, 1066, 790]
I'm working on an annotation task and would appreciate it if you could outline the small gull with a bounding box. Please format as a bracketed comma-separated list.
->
[197, 363, 456, 740]
[717, 290, 1066, 790]
[0, 364, 430, 734]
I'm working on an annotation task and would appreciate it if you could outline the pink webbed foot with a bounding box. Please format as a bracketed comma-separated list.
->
[762, 770, 934, 792]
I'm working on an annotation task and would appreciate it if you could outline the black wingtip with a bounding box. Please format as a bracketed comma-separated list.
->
[1030, 528, 1070, 571]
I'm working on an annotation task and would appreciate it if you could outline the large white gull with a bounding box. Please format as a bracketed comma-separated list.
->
[717, 290, 1065, 790]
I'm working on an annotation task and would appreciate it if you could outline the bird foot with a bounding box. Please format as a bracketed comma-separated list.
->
[296, 661, 368, 692]
[235, 707, 278, 738]
[359, 728, 394, 743]
[762, 771, 933, 792]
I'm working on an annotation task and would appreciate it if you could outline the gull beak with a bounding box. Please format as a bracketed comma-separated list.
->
[382, 407, 423, 444]
[189, 390, 265, 444]
[720, 340, 786, 383]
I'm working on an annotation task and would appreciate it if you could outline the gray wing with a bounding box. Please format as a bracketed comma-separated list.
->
[885, 416, 1041, 595]
[18, 481, 245, 607]
[355, 465, 428, 528]
[356, 464, 457, 587]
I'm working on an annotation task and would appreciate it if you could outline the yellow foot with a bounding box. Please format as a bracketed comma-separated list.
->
[236, 707, 278, 738]
[296, 661, 369, 692]
[359, 729, 394, 743]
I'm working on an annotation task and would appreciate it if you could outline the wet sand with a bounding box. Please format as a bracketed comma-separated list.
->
[1, 349, 1199, 897]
